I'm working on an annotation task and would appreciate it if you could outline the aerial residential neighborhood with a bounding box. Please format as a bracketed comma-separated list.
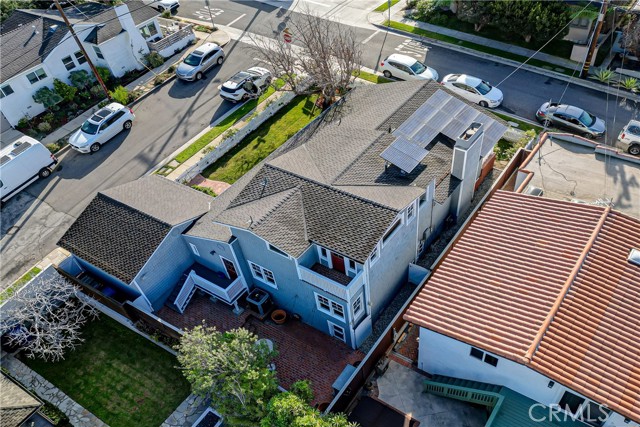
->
[0, 1, 638, 427]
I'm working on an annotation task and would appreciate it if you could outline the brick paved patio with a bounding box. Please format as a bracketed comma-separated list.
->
[157, 293, 364, 405]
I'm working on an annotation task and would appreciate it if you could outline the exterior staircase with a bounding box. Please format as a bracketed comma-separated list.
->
[424, 374, 503, 408]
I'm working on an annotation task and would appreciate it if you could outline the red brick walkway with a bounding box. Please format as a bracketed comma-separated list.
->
[158, 294, 364, 405]
[189, 175, 230, 195]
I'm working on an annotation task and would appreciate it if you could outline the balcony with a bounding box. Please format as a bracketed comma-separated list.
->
[147, 18, 195, 58]
[298, 263, 364, 301]
[171, 263, 247, 313]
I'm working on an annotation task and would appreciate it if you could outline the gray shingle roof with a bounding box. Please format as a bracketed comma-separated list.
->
[190, 81, 506, 261]
[58, 176, 212, 283]
[0, 373, 41, 427]
[0, 1, 158, 82]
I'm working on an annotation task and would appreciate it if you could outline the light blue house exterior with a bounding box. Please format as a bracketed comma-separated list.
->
[57, 81, 507, 349]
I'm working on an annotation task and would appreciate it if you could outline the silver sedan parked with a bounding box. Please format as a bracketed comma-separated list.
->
[535, 102, 606, 139]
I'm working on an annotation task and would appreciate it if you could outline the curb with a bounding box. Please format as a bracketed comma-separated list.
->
[375, 24, 640, 103]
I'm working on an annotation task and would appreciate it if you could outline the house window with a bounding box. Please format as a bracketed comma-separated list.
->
[62, 55, 76, 71]
[93, 46, 104, 59]
[352, 295, 363, 317]
[26, 68, 47, 84]
[558, 391, 585, 415]
[583, 402, 610, 426]
[470, 347, 484, 360]
[249, 262, 277, 288]
[407, 203, 415, 219]
[268, 244, 288, 257]
[370, 244, 379, 265]
[189, 243, 199, 256]
[0, 84, 14, 98]
[382, 219, 401, 244]
[484, 354, 498, 367]
[75, 50, 87, 64]
[328, 321, 346, 342]
[140, 22, 158, 38]
[315, 293, 345, 320]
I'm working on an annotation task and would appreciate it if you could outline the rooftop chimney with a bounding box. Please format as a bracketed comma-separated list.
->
[451, 122, 484, 219]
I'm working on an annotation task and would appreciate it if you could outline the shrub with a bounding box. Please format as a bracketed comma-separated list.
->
[97, 100, 109, 108]
[412, 0, 437, 20]
[161, 9, 171, 18]
[168, 65, 176, 73]
[33, 87, 62, 110]
[130, 89, 144, 101]
[53, 78, 77, 103]
[43, 112, 55, 124]
[191, 185, 217, 197]
[153, 73, 171, 86]
[145, 51, 165, 68]
[109, 86, 131, 105]
[591, 68, 615, 84]
[40, 400, 72, 427]
[69, 69, 92, 89]
[17, 117, 30, 129]
[37, 122, 52, 133]
[95, 66, 112, 86]
[619, 77, 638, 92]
[90, 84, 104, 98]
[46, 138, 67, 154]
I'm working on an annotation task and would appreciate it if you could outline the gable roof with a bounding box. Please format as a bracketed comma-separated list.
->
[0, 372, 41, 427]
[404, 190, 640, 422]
[0, 1, 158, 82]
[58, 176, 212, 283]
[188, 81, 507, 260]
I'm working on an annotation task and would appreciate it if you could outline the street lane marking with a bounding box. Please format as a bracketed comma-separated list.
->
[394, 39, 429, 57]
[361, 29, 381, 45]
[227, 13, 246, 28]
[301, 0, 331, 7]
[193, 7, 223, 21]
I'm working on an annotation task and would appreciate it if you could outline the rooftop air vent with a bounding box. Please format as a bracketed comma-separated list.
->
[628, 248, 640, 267]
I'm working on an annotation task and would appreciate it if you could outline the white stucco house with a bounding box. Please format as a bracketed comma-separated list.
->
[405, 190, 640, 426]
[0, 0, 194, 128]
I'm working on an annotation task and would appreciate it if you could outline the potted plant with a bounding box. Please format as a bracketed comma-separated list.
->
[271, 309, 287, 325]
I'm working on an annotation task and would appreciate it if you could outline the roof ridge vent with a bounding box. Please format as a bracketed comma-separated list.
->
[628, 248, 640, 267]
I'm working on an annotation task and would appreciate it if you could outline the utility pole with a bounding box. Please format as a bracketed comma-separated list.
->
[53, 0, 111, 99]
[580, 0, 608, 79]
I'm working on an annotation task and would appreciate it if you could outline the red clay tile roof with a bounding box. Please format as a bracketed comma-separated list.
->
[404, 190, 640, 422]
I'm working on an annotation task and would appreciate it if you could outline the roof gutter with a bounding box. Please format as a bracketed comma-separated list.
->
[523, 205, 611, 364]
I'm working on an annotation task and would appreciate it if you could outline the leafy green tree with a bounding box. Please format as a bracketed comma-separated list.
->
[33, 87, 62, 111]
[53, 79, 77, 103]
[176, 326, 279, 426]
[261, 380, 358, 427]
[69, 70, 93, 90]
[491, 0, 571, 43]
[108, 86, 130, 105]
[1, 0, 32, 22]
[456, 0, 494, 32]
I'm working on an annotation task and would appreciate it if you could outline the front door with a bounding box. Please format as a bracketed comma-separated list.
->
[221, 257, 238, 280]
[330, 252, 345, 274]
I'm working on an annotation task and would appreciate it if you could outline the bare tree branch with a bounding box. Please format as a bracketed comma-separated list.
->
[0, 275, 99, 362]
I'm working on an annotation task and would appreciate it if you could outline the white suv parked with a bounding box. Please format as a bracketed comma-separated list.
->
[69, 103, 135, 153]
[379, 53, 438, 81]
[617, 119, 640, 156]
[220, 67, 272, 102]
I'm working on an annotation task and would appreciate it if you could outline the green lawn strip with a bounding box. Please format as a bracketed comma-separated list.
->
[174, 79, 284, 164]
[374, 0, 399, 12]
[203, 94, 320, 184]
[0, 267, 42, 304]
[385, 21, 576, 77]
[22, 317, 190, 427]
[353, 70, 393, 84]
[493, 112, 543, 134]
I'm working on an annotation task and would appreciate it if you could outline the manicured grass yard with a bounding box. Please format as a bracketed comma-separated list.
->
[22, 316, 190, 427]
[0, 266, 41, 304]
[373, 0, 399, 12]
[354, 70, 394, 84]
[203, 94, 320, 184]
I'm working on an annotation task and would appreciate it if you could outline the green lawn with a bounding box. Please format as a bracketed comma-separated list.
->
[374, 0, 399, 12]
[354, 70, 393, 84]
[0, 267, 41, 304]
[385, 21, 576, 77]
[22, 316, 190, 427]
[493, 112, 543, 134]
[203, 94, 320, 184]
[174, 80, 284, 164]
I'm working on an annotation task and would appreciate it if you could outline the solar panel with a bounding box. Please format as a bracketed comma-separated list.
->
[10, 142, 31, 156]
[0, 155, 11, 166]
[380, 137, 429, 174]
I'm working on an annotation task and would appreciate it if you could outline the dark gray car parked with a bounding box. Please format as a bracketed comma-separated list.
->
[535, 102, 606, 139]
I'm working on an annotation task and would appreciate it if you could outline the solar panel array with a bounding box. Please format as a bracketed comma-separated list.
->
[380, 89, 508, 173]
[11, 142, 31, 156]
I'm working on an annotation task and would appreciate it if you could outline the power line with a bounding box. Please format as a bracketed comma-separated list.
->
[0, 0, 163, 78]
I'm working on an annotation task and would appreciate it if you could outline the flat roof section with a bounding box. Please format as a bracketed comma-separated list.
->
[519, 136, 640, 219]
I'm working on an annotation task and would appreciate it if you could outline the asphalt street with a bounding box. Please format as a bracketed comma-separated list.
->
[1, 0, 637, 286]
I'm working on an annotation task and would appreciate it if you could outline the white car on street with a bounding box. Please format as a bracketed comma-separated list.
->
[379, 54, 438, 81]
[617, 119, 640, 156]
[69, 103, 135, 153]
[148, 0, 179, 12]
[220, 67, 272, 102]
[441, 74, 503, 108]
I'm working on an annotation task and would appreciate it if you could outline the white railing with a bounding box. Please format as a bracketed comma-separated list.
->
[190, 271, 245, 303]
[174, 276, 196, 313]
[297, 267, 363, 301]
